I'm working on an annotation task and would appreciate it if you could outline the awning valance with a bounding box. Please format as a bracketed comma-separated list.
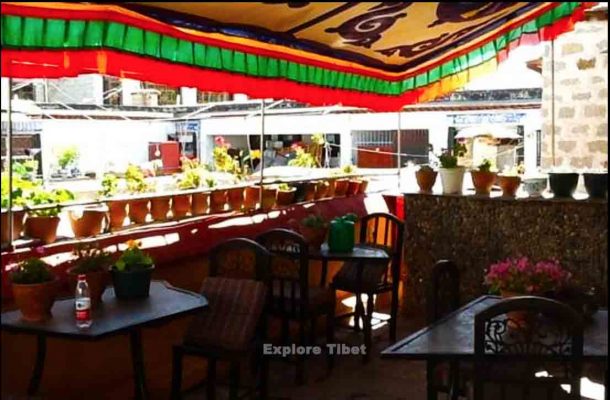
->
[0, 2, 591, 111]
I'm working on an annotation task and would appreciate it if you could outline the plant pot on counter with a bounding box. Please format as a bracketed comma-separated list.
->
[357, 179, 369, 194]
[415, 169, 437, 193]
[106, 199, 128, 230]
[24, 215, 61, 244]
[111, 265, 155, 300]
[299, 225, 328, 251]
[261, 187, 277, 211]
[227, 187, 245, 211]
[522, 177, 548, 198]
[172, 193, 191, 219]
[439, 167, 465, 194]
[1, 209, 26, 243]
[549, 172, 579, 198]
[68, 206, 107, 238]
[244, 186, 260, 211]
[67, 269, 108, 308]
[12, 278, 58, 322]
[470, 171, 497, 195]
[191, 192, 209, 215]
[128, 199, 149, 224]
[210, 189, 228, 213]
[276, 188, 296, 206]
[334, 179, 350, 197]
[315, 181, 330, 200]
[327, 178, 337, 197]
[347, 179, 361, 196]
[498, 175, 521, 198]
[303, 182, 317, 201]
[583, 173, 607, 199]
[150, 196, 171, 221]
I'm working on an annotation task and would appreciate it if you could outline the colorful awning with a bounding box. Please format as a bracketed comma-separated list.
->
[0, 2, 591, 111]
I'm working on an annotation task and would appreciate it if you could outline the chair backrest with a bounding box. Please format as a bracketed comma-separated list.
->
[473, 296, 584, 400]
[426, 260, 460, 324]
[255, 228, 310, 317]
[359, 212, 404, 283]
[208, 238, 271, 282]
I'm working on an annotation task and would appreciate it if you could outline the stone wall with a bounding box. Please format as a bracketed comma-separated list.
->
[403, 193, 608, 310]
[541, 18, 608, 169]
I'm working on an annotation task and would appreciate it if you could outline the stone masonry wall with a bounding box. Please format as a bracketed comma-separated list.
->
[541, 18, 608, 169]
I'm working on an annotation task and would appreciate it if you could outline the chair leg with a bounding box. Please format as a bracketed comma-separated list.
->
[206, 358, 217, 400]
[326, 305, 335, 372]
[296, 319, 306, 385]
[362, 294, 374, 364]
[229, 361, 240, 400]
[170, 346, 183, 400]
[390, 283, 399, 343]
[354, 293, 364, 332]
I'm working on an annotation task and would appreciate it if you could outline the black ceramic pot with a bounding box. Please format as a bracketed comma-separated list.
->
[583, 173, 608, 199]
[111, 265, 155, 299]
[548, 172, 579, 198]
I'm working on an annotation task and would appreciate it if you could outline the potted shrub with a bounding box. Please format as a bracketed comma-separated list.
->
[303, 181, 317, 201]
[315, 180, 330, 200]
[357, 178, 369, 194]
[111, 240, 155, 299]
[100, 173, 128, 230]
[68, 205, 107, 238]
[261, 185, 277, 211]
[1, 174, 33, 243]
[548, 168, 579, 198]
[125, 165, 153, 224]
[438, 144, 467, 194]
[244, 184, 260, 211]
[497, 166, 522, 198]
[415, 165, 437, 193]
[191, 190, 209, 215]
[227, 186, 245, 211]
[24, 188, 74, 244]
[67, 243, 112, 308]
[276, 183, 296, 206]
[11, 258, 57, 321]
[470, 159, 497, 195]
[327, 177, 337, 198]
[208, 178, 228, 213]
[298, 214, 328, 251]
[57, 146, 79, 177]
[173, 170, 200, 219]
[583, 170, 607, 199]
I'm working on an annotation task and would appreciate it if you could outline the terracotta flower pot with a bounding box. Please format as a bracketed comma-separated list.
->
[191, 192, 209, 215]
[327, 178, 337, 198]
[357, 179, 369, 194]
[299, 225, 328, 251]
[303, 182, 317, 201]
[276, 188, 296, 206]
[227, 187, 245, 211]
[471, 171, 497, 195]
[172, 194, 191, 219]
[243, 186, 260, 211]
[210, 189, 228, 213]
[415, 169, 437, 193]
[150, 196, 171, 221]
[67, 269, 109, 308]
[261, 187, 277, 211]
[1, 209, 26, 243]
[347, 179, 361, 196]
[315, 181, 330, 200]
[439, 167, 465, 194]
[498, 175, 521, 198]
[24, 215, 61, 244]
[128, 199, 149, 224]
[334, 179, 349, 197]
[12, 279, 58, 322]
[68, 207, 107, 238]
[106, 199, 128, 230]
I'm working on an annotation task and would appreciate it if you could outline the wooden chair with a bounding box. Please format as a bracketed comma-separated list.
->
[255, 228, 335, 384]
[426, 260, 462, 400]
[331, 212, 404, 361]
[474, 296, 584, 400]
[170, 238, 271, 400]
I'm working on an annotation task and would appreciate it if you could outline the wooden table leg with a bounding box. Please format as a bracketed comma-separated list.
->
[129, 329, 149, 400]
[27, 334, 46, 396]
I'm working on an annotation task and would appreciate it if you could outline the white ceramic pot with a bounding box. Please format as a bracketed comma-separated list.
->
[522, 177, 547, 197]
[439, 167, 465, 194]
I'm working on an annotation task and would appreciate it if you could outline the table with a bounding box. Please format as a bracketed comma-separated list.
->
[1, 281, 207, 400]
[381, 296, 608, 398]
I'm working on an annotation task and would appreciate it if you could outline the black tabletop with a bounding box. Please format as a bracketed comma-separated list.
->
[309, 243, 390, 262]
[381, 295, 608, 361]
[1, 281, 207, 340]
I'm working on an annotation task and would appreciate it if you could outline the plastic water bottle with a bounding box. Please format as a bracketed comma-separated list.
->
[75, 274, 92, 329]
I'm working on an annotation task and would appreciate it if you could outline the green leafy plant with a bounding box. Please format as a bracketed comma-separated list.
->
[71, 243, 113, 274]
[418, 164, 434, 172]
[11, 258, 54, 284]
[278, 183, 293, 192]
[114, 240, 154, 272]
[205, 177, 217, 188]
[341, 164, 356, 174]
[477, 159, 493, 172]
[57, 146, 79, 170]
[26, 187, 75, 217]
[177, 169, 201, 190]
[311, 133, 325, 146]
[289, 146, 318, 168]
[99, 173, 119, 198]
[12, 159, 39, 179]
[125, 164, 153, 194]
[438, 143, 467, 169]
[1, 174, 39, 209]
[301, 214, 327, 229]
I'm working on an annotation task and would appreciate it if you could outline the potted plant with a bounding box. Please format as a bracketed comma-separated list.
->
[10, 258, 57, 321]
[261, 185, 277, 211]
[497, 166, 522, 198]
[303, 181, 318, 201]
[125, 165, 153, 223]
[548, 167, 579, 199]
[522, 174, 548, 198]
[67, 243, 112, 308]
[276, 183, 296, 206]
[111, 240, 155, 299]
[57, 146, 79, 177]
[357, 177, 369, 194]
[1, 174, 33, 243]
[244, 184, 260, 211]
[315, 180, 330, 200]
[173, 170, 200, 219]
[347, 178, 361, 196]
[288, 145, 318, 168]
[24, 188, 74, 244]
[415, 165, 437, 193]
[583, 169, 607, 199]
[298, 214, 328, 250]
[100, 173, 128, 230]
[438, 144, 467, 194]
[67, 205, 107, 238]
[470, 159, 497, 195]
[208, 178, 228, 213]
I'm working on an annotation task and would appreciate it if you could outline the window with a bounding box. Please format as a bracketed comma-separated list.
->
[197, 91, 232, 104]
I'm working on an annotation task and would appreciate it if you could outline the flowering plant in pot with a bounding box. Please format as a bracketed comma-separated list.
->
[438, 143, 467, 194]
[25, 188, 74, 244]
[11, 257, 57, 321]
[125, 165, 154, 224]
[111, 240, 155, 299]
[470, 159, 497, 195]
[299, 214, 328, 250]
[415, 165, 437, 193]
[67, 243, 113, 308]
